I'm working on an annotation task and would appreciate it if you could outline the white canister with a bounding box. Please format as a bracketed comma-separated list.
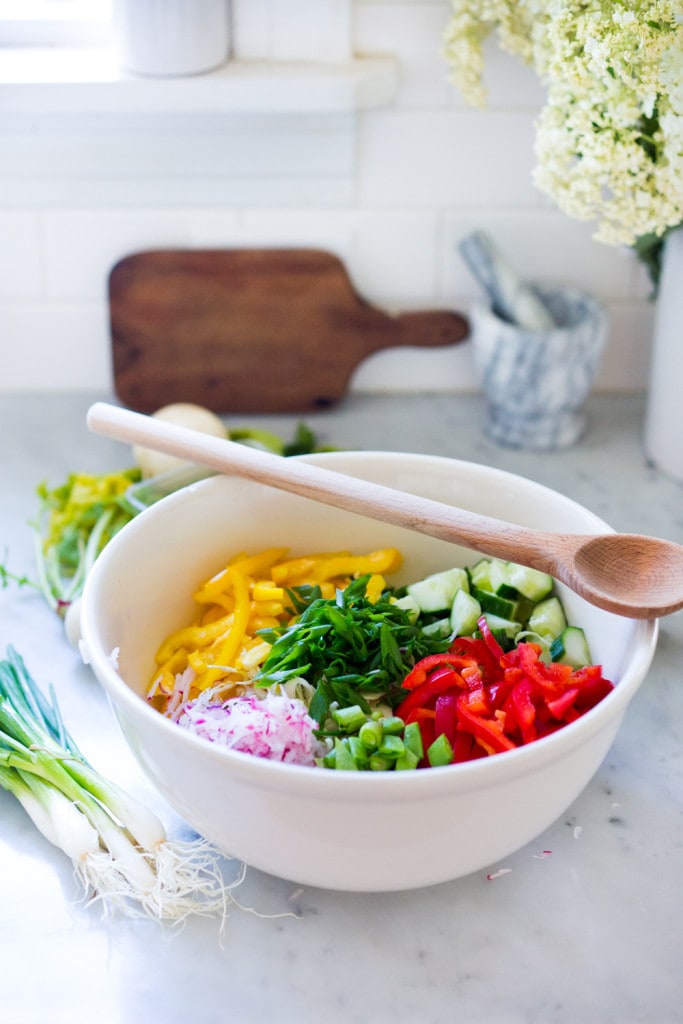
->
[644, 228, 683, 482]
[112, 0, 230, 78]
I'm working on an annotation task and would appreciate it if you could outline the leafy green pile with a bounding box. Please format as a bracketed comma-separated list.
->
[256, 575, 450, 725]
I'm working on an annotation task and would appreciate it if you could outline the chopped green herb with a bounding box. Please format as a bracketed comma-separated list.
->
[255, 574, 450, 723]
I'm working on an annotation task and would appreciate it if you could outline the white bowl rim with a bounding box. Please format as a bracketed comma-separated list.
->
[81, 451, 658, 803]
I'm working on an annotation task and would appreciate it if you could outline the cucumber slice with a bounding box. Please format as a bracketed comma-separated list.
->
[551, 626, 592, 667]
[527, 596, 567, 640]
[481, 612, 522, 640]
[469, 558, 493, 589]
[471, 585, 515, 619]
[392, 594, 421, 624]
[422, 617, 452, 639]
[468, 557, 509, 591]
[489, 559, 511, 593]
[504, 562, 554, 602]
[450, 589, 481, 636]
[407, 567, 469, 613]
[471, 585, 533, 624]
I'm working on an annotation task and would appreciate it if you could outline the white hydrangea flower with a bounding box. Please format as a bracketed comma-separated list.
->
[443, 0, 683, 247]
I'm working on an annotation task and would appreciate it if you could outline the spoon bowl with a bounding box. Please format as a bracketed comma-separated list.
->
[87, 402, 683, 619]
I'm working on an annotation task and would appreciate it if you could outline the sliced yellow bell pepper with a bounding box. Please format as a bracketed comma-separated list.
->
[252, 582, 285, 602]
[364, 574, 387, 604]
[194, 547, 288, 604]
[270, 551, 351, 585]
[155, 611, 235, 665]
[311, 548, 402, 582]
[193, 566, 251, 691]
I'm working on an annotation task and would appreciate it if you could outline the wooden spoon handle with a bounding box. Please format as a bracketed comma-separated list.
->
[86, 402, 564, 573]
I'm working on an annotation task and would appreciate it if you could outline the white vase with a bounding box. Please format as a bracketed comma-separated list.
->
[644, 228, 683, 482]
[112, 0, 230, 78]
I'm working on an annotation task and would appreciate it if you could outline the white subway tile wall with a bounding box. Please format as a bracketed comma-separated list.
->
[232, 0, 353, 62]
[0, 0, 652, 394]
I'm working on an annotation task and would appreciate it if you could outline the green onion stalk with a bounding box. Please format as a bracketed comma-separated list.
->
[0, 470, 141, 619]
[0, 647, 243, 922]
[32, 470, 142, 616]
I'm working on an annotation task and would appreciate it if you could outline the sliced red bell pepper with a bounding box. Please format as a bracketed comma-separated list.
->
[395, 668, 463, 719]
[449, 635, 502, 683]
[507, 643, 574, 693]
[487, 673, 518, 713]
[461, 663, 485, 691]
[507, 677, 537, 744]
[546, 686, 580, 720]
[434, 694, 459, 746]
[401, 653, 478, 691]
[456, 695, 516, 755]
[476, 615, 505, 660]
[460, 686, 489, 716]
[396, 637, 613, 769]
[452, 727, 476, 762]
[572, 666, 614, 708]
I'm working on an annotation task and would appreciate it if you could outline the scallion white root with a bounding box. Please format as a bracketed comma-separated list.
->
[77, 839, 247, 925]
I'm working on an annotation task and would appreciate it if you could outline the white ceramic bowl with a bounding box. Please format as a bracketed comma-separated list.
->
[80, 452, 657, 891]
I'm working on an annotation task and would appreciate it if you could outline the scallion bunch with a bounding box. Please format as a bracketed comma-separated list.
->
[0, 646, 241, 922]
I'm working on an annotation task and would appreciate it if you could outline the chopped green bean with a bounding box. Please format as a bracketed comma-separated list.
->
[427, 732, 454, 767]
[378, 734, 405, 759]
[403, 721, 424, 760]
[358, 719, 384, 750]
[334, 738, 358, 771]
[331, 704, 367, 734]
[347, 736, 370, 768]
[320, 749, 337, 769]
[381, 716, 406, 736]
[369, 753, 393, 772]
[395, 748, 420, 771]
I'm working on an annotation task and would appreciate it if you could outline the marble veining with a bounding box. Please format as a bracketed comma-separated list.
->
[1, 392, 681, 1024]
[470, 287, 608, 450]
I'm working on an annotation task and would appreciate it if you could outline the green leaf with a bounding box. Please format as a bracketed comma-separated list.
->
[309, 677, 334, 725]
[633, 231, 667, 293]
[379, 621, 404, 673]
[282, 422, 318, 457]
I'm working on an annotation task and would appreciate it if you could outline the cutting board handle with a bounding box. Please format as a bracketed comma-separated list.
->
[393, 311, 467, 347]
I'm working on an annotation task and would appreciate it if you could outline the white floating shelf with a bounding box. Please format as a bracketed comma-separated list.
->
[0, 48, 398, 115]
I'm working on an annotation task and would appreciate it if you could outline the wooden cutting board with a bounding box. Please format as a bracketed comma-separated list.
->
[109, 249, 469, 413]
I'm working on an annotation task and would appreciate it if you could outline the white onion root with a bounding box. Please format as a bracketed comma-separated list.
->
[75, 837, 246, 926]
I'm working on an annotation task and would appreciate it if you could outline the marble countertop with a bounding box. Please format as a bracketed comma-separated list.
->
[1, 391, 681, 1024]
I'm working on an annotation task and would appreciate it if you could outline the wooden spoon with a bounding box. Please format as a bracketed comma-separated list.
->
[87, 402, 683, 619]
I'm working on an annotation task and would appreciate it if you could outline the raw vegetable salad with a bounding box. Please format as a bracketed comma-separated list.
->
[148, 547, 614, 771]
